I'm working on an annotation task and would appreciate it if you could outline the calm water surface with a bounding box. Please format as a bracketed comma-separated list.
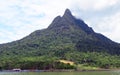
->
[0, 71, 119, 75]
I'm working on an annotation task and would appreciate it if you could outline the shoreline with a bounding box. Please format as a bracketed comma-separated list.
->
[0, 69, 119, 72]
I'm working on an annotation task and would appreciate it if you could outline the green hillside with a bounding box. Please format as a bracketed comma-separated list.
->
[0, 9, 120, 70]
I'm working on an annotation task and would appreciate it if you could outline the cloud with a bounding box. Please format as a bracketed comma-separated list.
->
[94, 0, 119, 10]
[70, 0, 119, 11]
[0, 29, 17, 43]
[0, 0, 120, 43]
[93, 12, 120, 42]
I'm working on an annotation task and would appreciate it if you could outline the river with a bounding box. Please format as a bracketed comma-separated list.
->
[0, 71, 119, 75]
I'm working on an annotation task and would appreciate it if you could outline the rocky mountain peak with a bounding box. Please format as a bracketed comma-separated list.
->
[63, 9, 73, 17]
[48, 9, 94, 34]
[0, 8, 120, 58]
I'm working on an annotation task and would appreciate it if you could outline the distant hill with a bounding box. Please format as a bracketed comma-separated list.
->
[0, 9, 120, 58]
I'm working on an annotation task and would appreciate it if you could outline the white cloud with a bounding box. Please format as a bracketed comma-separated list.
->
[0, 29, 17, 43]
[70, 0, 119, 11]
[94, 0, 119, 10]
[0, 0, 120, 43]
[94, 12, 120, 42]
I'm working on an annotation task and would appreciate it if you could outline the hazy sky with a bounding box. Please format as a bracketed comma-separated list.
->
[0, 0, 120, 44]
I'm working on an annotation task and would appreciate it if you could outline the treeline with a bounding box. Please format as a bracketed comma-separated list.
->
[0, 56, 75, 70]
[0, 52, 120, 70]
[64, 52, 120, 69]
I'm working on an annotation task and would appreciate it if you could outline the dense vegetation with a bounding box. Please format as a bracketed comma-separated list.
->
[0, 9, 120, 70]
[64, 52, 120, 69]
[0, 52, 120, 70]
[0, 56, 75, 70]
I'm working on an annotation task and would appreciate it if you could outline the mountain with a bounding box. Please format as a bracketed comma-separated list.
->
[0, 9, 120, 58]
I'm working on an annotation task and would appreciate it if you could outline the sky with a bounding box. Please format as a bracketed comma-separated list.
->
[0, 0, 120, 44]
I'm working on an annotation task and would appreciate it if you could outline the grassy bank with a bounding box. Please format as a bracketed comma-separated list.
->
[76, 64, 99, 71]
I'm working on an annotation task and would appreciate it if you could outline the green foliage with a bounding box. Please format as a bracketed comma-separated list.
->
[0, 8, 120, 57]
[0, 9, 120, 70]
[0, 56, 76, 70]
[0, 52, 120, 70]
[64, 52, 120, 69]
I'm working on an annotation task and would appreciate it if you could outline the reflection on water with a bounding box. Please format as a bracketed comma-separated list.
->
[112, 71, 120, 75]
[0, 72, 19, 75]
[0, 71, 120, 75]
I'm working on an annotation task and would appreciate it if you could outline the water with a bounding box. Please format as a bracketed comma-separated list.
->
[0, 71, 119, 75]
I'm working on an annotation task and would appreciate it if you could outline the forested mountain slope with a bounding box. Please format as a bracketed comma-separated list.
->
[0, 9, 120, 58]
